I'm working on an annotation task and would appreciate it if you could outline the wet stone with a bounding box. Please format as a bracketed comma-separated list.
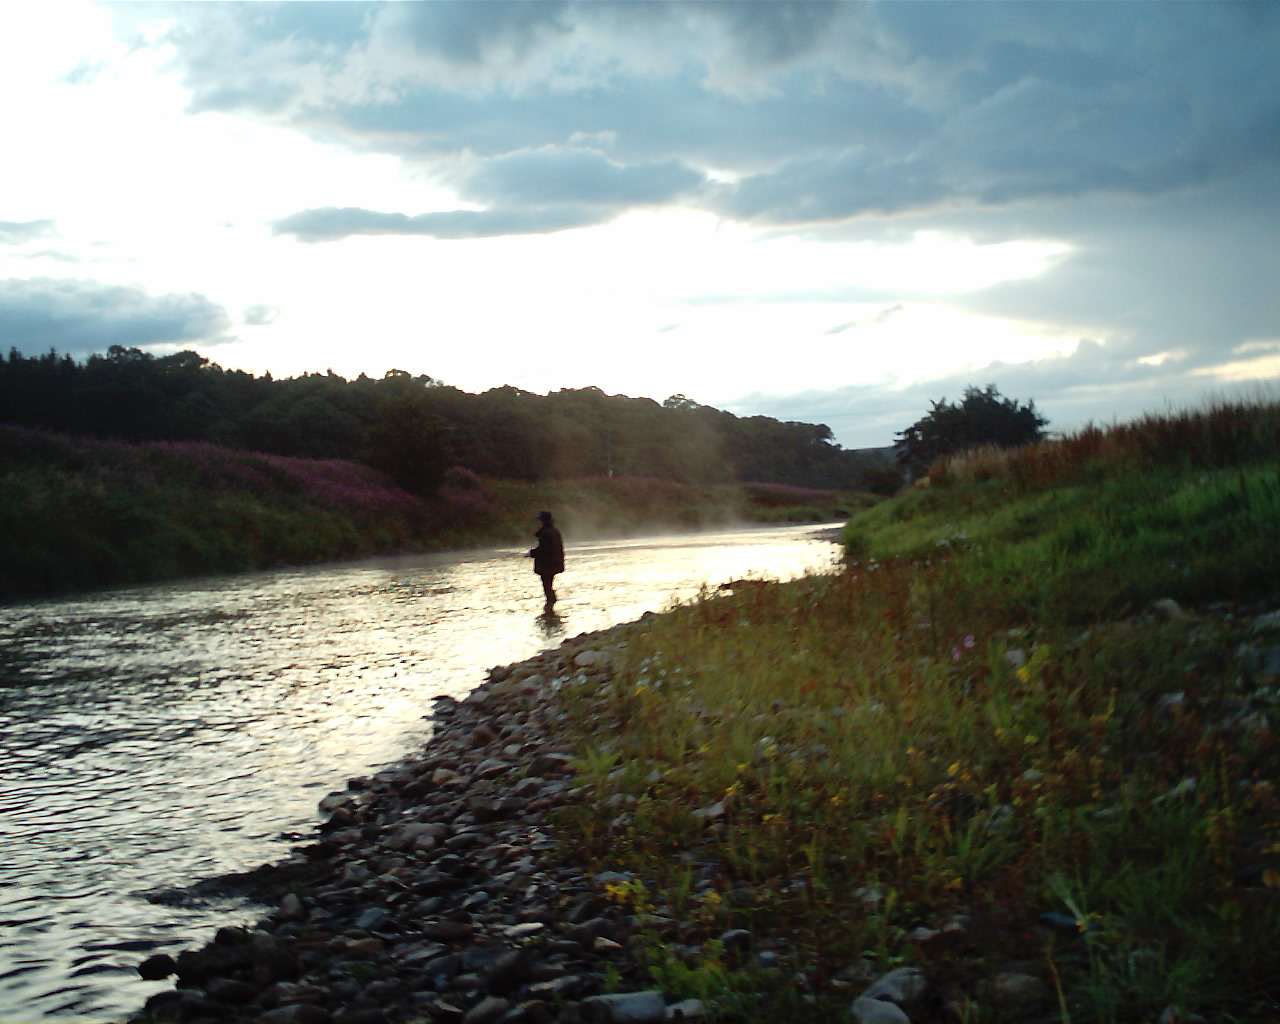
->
[463, 996, 511, 1024]
[580, 991, 666, 1024]
[355, 907, 390, 931]
[138, 953, 177, 980]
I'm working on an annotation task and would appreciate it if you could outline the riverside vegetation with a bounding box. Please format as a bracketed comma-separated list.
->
[140, 399, 1280, 1024]
[548, 398, 1280, 1021]
[0, 425, 867, 600]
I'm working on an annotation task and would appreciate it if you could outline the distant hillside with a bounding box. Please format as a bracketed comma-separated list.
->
[0, 347, 896, 494]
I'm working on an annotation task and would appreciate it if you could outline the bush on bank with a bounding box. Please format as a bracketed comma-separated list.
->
[548, 400, 1280, 1022]
[0, 427, 864, 600]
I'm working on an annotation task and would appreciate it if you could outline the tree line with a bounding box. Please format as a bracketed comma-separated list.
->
[1, 346, 896, 494]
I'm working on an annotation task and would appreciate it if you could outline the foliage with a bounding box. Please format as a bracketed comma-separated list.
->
[552, 399, 1280, 1022]
[0, 346, 890, 491]
[0, 426, 870, 599]
[895, 384, 1047, 478]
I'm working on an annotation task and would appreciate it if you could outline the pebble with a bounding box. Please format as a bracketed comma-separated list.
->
[461, 996, 510, 1024]
[581, 990, 666, 1023]
[991, 971, 1046, 1009]
[850, 996, 911, 1024]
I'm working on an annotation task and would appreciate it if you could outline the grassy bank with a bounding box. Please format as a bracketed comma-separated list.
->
[0, 427, 865, 600]
[549, 400, 1280, 1022]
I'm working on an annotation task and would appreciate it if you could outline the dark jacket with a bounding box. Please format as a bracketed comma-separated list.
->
[530, 524, 564, 576]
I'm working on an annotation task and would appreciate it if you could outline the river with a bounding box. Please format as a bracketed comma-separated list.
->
[0, 523, 840, 1021]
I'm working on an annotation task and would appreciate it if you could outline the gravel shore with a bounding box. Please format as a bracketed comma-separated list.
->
[132, 618, 680, 1024]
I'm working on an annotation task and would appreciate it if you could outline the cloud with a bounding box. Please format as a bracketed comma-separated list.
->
[274, 205, 602, 242]
[462, 147, 704, 208]
[107, 2, 1278, 401]
[824, 304, 904, 336]
[732, 337, 1279, 450]
[243, 304, 280, 326]
[276, 147, 705, 241]
[146, 2, 1280, 221]
[0, 278, 231, 358]
[0, 220, 55, 244]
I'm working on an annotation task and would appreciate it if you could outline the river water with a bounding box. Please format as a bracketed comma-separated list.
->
[0, 524, 840, 1021]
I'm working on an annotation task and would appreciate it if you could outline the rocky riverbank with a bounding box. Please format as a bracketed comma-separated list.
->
[132, 618, 715, 1024]
[130, 583, 1280, 1024]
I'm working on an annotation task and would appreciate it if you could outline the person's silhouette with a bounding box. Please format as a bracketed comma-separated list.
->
[527, 510, 564, 605]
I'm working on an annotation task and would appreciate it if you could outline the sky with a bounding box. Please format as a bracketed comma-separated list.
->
[1, 1, 1277, 448]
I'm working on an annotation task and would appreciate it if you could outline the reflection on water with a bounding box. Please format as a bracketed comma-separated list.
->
[0, 524, 839, 1019]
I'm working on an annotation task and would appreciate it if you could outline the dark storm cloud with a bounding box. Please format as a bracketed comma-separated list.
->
[152, 1, 1279, 221]
[0, 279, 231, 358]
[0, 220, 55, 244]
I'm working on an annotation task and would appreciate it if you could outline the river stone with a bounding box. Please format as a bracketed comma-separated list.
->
[503, 922, 545, 940]
[719, 928, 751, 953]
[529, 752, 573, 776]
[527, 975, 590, 1000]
[581, 991, 666, 1024]
[138, 953, 177, 979]
[355, 907, 390, 931]
[392, 822, 442, 849]
[573, 650, 605, 669]
[280, 892, 306, 920]
[206, 976, 258, 1004]
[462, 996, 511, 1024]
[690, 801, 724, 823]
[862, 968, 927, 1007]
[319, 792, 353, 814]
[475, 758, 512, 779]
[850, 997, 910, 1024]
[259, 1005, 333, 1024]
[991, 972, 1046, 1009]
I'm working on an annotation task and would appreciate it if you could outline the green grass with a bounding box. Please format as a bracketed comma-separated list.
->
[844, 464, 1280, 624]
[549, 401, 1280, 1022]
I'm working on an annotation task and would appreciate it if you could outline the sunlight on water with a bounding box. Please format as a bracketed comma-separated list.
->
[0, 524, 839, 1019]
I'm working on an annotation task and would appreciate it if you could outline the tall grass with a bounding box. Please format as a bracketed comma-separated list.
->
[848, 397, 1280, 623]
[933, 394, 1280, 491]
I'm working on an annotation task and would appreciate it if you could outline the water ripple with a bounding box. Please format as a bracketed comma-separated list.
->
[0, 525, 838, 1018]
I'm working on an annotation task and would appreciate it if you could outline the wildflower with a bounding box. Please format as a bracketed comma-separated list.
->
[963, 634, 976, 649]
[1016, 666, 1031, 684]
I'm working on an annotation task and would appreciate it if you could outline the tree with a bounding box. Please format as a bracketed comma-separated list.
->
[894, 384, 1047, 478]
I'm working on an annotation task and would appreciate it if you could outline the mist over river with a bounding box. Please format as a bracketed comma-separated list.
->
[0, 524, 839, 1020]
